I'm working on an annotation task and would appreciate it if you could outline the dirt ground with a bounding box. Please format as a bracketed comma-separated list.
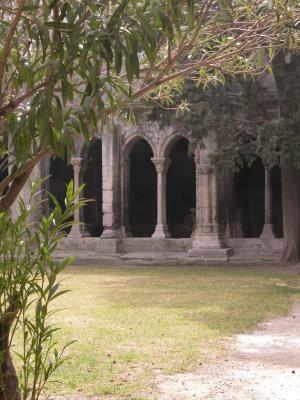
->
[157, 301, 300, 400]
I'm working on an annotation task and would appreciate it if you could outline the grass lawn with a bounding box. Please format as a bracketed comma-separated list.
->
[33, 265, 300, 398]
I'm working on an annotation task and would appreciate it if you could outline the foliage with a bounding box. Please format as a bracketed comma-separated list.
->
[0, 0, 299, 210]
[149, 72, 300, 170]
[0, 180, 84, 400]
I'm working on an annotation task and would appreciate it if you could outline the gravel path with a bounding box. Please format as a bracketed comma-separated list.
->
[157, 302, 300, 400]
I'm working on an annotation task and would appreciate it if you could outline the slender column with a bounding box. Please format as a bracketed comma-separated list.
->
[151, 157, 171, 238]
[68, 157, 87, 238]
[121, 157, 131, 237]
[101, 128, 121, 238]
[260, 168, 274, 238]
[40, 154, 51, 218]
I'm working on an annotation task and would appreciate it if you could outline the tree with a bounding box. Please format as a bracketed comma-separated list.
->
[0, 0, 299, 398]
[0, 181, 84, 400]
[0, 0, 297, 212]
[273, 51, 300, 262]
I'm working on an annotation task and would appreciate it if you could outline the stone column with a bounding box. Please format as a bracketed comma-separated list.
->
[40, 154, 51, 218]
[260, 168, 274, 238]
[194, 163, 220, 242]
[101, 127, 121, 238]
[151, 157, 171, 238]
[121, 156, 131, 237]
[68, 157, 87, 238]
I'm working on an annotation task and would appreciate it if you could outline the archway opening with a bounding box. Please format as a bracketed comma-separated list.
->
[166, 138, 196, 238]
[234, 158, 264, 237]
[49, 156, 74, 233]
[129, 138, 156, 237]
[82, 139, 103, 237]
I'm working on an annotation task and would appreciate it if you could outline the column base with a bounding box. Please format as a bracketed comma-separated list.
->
[188, 234, 231, 263]
[101, 228, 121, 239]
[260, 224, 275, 239]
[152, 224, 171, 238]
[68, 224, 89, 238]
[98, 238, 123, 253]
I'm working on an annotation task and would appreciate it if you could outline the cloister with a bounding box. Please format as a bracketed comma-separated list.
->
[19, 117, 283, 263]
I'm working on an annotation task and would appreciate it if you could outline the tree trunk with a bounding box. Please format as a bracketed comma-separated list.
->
[0, 348, 20, 400]
[281, 161, 300, 262]
[0, 146, 51, 399]
[273, 51, 300, 262]
[0, 303, 20, 400]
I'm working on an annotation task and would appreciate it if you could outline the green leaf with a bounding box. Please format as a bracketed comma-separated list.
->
[79, 116, 90, 144]
[125, 54, 133, 84]
[48, 0, 60, 9]
[107, 0, 129, 32]
[114, 41, 123, 75]
[44, 22, 73, 31]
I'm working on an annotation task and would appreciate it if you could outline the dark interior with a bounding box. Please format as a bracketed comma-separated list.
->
[167, 138, 196, 238]
[129, 139, 157, 237]
[49, 156, 74, 233]
[83, 139, 103, 237]
[233, 159, 283, 238]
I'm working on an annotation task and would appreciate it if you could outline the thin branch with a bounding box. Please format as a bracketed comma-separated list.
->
[0, 146, 52, 196]
[0, 79, 52, 118]
[0, 0, 26, 107]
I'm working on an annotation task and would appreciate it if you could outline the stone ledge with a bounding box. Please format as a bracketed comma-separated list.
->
[188, 248, 231, 262]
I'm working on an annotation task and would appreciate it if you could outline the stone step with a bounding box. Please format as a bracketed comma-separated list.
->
[55, 249, 282, 266]
[229, 250, 281, 264]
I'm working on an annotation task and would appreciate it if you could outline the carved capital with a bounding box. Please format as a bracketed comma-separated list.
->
[71, 157, 82, 173]
[197, 163, 212, 174]
[194, 155, 201, 165]
[151, 157, 171, 173]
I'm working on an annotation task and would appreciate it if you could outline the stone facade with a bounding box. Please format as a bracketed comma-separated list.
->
[28, 112, 283, 263]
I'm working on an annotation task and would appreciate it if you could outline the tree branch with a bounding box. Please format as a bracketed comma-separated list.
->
[0, 146, 52, 198]
[0, 79, 52, 118]
[0, 0, 26, 107]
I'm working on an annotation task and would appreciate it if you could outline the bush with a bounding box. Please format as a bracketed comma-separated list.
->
[0, 180, 83, 400]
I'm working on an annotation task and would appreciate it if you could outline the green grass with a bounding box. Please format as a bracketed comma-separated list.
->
[29, 266, 300, 398]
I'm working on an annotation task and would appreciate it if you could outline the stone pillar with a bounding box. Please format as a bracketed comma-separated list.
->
[193, 163, 220, 243]
[151, 157, 171, 238]
[101, 127, 121, 238]
[188, 161, 228, 259]
[260, 168, 274, 239]
[121, 156, 131, 237]
[68, 157, 87, 238]
[40, 154, 51, 218]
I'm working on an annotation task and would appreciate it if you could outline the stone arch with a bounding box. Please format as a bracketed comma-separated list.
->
[123, 132, 156, 160]
[158, 130, 200, 159]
